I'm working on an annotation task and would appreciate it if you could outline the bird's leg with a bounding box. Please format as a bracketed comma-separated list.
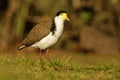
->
[39, 50, 45, 70]
[45, 49, 59, 70]
[45, 49, 54, 65]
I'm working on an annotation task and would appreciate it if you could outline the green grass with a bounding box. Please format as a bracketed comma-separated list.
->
[0, 52, 120, 80]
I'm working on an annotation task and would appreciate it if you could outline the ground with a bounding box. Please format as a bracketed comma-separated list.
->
[0, 50, 120, 80]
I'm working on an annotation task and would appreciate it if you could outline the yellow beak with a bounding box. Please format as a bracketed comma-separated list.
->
[66, 16, 70, 21]
[62, 13, 70, 21]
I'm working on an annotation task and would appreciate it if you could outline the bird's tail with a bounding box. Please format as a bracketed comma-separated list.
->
[17, 45, 26, 50]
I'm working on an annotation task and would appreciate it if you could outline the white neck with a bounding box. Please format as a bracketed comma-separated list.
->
[53, 16, 64, 37]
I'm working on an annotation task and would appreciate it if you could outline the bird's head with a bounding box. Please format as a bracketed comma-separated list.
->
[56, 10, 70, 21]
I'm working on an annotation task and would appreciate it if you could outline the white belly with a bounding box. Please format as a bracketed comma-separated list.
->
[32, 17, 64, 50]
[31, 32, 59, 50]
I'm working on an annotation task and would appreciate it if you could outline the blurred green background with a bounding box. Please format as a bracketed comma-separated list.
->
[0, 0, 120, 80]
[0, 0, 120, 54]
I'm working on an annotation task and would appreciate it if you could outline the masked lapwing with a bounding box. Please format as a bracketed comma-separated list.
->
[18, 10, 70, 69]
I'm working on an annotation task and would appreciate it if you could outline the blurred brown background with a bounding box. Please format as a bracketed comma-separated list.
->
[0, 0, 120, 54]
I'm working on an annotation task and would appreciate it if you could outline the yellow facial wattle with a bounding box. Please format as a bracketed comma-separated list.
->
[61, 13, 70, 21]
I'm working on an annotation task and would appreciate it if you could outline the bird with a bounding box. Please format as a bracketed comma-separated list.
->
[18, 10, 70, 69]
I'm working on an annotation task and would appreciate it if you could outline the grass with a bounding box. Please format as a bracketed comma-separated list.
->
[0, 50, 120, 80]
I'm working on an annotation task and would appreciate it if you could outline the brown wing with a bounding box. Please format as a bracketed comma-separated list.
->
[18, 20, 52, 50]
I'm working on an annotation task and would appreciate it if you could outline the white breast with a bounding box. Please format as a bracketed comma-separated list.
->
[32, 16, 64, 50]
[32, 32, 59, 50]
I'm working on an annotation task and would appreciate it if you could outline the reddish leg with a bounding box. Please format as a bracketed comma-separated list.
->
[39, 50, 42, 58]
[45, 49, 58, 70]
[39, 50, 45, 69]
[45, 49, 53, 65]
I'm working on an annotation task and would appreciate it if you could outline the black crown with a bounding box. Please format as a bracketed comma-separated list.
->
[56, 10, 67, 16]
